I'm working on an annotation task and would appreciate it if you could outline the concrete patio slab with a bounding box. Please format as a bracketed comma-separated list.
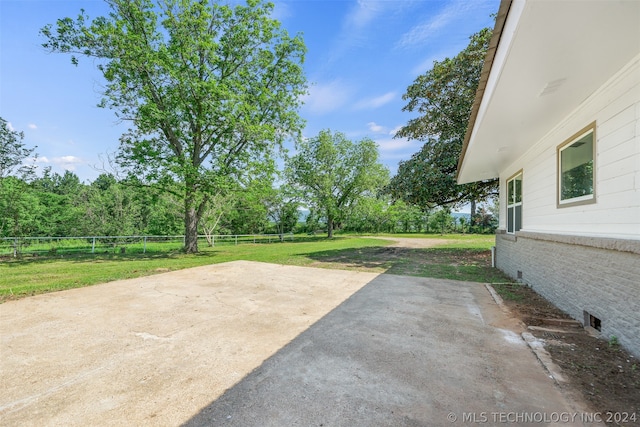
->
[0, 261, 598, 426]
[1, 261, 377, 426]
[183, 271, 598, 427]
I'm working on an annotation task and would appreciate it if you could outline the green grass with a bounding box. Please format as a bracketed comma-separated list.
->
[0, 235, 290, 257]
[490, 282, 525, 302]
[340, 232, 496, 249]
[306, 245, 508, 283]
[0, 233, 508, 302]
[0, 236, 390, 300]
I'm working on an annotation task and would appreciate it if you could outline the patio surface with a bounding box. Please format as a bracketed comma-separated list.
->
[0, 261, 598, 426]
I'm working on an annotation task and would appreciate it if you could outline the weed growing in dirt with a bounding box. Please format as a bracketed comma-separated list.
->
[609, 335, 620, 348]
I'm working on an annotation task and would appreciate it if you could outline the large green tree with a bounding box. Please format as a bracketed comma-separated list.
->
[0, 117, 36, 180]
[343, 195, 390, 234]
[388, 27, 497, 212]
[41, 0, 307, 252]
[287, 130, 389, 238]
[0, 118, 40, 238]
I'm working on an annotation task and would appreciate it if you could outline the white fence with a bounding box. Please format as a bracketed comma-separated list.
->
[0, 233, 294, 257]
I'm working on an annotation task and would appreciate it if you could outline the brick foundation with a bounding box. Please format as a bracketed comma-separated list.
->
[495, 230, 640, 357]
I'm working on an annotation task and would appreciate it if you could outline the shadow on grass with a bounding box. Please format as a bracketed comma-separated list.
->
[0, 249, 227, 302]
[0, 236, 345, 274]
[0, 235, 343, 266]
[0, 249, 216, 267]
[306, 246, 511, 283]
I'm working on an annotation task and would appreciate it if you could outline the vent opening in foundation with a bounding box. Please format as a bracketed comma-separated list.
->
[517, 270, 523, 279]
[584, 311, 601, 331]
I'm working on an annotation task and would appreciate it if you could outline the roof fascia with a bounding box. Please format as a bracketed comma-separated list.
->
[456, 0, 514, 182]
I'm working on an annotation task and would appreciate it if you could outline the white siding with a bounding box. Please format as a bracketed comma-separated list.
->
[498, 54, 640, 239]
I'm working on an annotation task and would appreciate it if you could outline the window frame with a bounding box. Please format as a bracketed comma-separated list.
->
[557, 122, 597, 208]
[506, 170, 523, 234]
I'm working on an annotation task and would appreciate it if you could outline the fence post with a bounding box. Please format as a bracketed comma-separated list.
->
[235, 235, 238, 245]
[213, 235, 215, 247]
[143, 236, 147, 254]
[13, 238, 17, 258]
[253, 235, 256, 244]
[92, 237, 96, 254]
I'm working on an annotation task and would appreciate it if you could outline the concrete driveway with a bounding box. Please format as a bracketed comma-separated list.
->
[1, 261, 596, 426]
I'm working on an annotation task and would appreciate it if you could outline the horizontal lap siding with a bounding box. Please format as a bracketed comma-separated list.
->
[494, 54, 640, 358]
[498, 55, 640, 238]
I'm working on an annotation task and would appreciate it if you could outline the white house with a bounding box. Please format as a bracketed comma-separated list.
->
[457, 0, 640, 356]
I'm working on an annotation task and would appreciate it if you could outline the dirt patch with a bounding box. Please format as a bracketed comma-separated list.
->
[309, 242, 509, 284]
[363, 236, 450, 248]
[493, 283, 574, 326]
[494, 283, 640, 427]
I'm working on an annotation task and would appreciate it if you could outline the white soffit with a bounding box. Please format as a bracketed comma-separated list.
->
[458, 0, 640, 184]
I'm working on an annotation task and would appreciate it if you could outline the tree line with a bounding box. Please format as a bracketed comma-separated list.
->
[0, 170, 496, 240]
[1, 117, 495, 239]
[2, 0, 498, 249]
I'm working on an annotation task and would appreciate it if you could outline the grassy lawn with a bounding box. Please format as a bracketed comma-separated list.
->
[342, 232, 496, 249]
[305, 246, 505, 277]
[0, 233, 507, 301]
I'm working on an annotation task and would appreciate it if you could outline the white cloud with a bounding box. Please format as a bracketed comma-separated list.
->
[376, 137, 420, 153]
[51, 155, 84, 171]
[35, 156, 50, 163]
[397, 0, 471, 49]
[7, 122, 15, 132]
[28, 123, 37, 130]
[367, 122, 386, 133]
[302, 80, 352, 115]
[354, 91, 396, 110]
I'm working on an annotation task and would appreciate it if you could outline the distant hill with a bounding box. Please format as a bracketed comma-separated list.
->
[296, 208, 470, 223]
[452, 212, 471, 221]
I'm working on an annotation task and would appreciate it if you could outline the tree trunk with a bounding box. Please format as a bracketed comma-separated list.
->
[327, 213, 334, 238]
[470, 200, 477, 217]
[277, 213, 284, 242]
[184, 185, 199, 254]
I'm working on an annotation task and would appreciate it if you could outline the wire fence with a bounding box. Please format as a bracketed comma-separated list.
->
[0, 233, 294, 257]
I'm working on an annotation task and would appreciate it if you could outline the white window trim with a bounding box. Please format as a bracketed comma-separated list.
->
[557, 122, 597, 208]
[506, 171, 522, 234]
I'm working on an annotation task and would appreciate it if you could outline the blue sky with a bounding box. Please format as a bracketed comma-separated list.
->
[0, 0, 497, 182]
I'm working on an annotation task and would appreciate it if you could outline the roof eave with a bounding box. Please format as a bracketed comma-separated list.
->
[456, 0, 512, 183]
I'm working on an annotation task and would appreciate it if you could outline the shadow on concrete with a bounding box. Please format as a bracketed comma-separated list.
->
[181, 272, 579, 427]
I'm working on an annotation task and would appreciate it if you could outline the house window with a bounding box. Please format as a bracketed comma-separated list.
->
[506, 171, 522, 234]
[558, 122, 596, 207]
